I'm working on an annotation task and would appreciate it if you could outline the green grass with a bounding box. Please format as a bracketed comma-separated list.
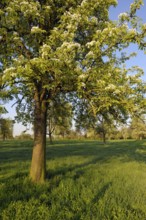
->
[0, 139, 146, 219]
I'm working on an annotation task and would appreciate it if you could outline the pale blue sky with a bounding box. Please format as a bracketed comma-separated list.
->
[3, 0, 146, 136]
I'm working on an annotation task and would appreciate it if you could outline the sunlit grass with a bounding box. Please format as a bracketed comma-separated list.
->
[0, 139, 146, 219]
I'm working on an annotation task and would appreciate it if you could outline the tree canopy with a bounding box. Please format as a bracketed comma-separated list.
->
[0, 0, 146, 182]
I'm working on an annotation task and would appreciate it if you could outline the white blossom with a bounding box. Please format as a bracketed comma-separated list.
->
[31, 26, 46, 34]
[31, 58, 39, 62]
[41, 44, 51, 58]
[70, 13, 81, 21]
[31, 26, 39, 33]
[42, 44, 51, 50]
[114, 89, 120, 94]
[81, 82, 85, 87]
[61, 42, 80, 49]
[4, 67, 15, 74]
[118, 12, 128, 20]
[81, 0, 87, 6]
[11, 72, 17, 77]
[13, 37, 20, 41]
[129, 29, 137, 35]
[106, 84, 116, 90]
[42, 52, 48, 59]
[86, 41, 96, 47]
[45, 6, 51, 10]
[20, 1, 29, 5]
[91, 17, 98, 23]
[86, 51, 94, 58]
[123, 23, 129, 29]
[97, 80, 105, 85]
[78, 74, 86, 79]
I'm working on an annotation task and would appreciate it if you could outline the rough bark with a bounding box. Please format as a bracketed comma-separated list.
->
[30, 90, 47, 183]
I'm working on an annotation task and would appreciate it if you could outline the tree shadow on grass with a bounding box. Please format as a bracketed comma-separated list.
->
[0, 139, 146, 216]
[0, 140, 32, 163]
[0, 171, 49, 214]
[47, 139, 146, 163]
[46, 139, 146, 181]
[1, 139, 146, 183]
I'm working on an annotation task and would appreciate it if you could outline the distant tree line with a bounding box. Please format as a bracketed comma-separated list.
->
[51, 114, 146, 143]
[1, 111, 146, 143]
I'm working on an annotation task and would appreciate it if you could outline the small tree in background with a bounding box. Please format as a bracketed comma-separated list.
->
[47, 97, 73, 143]
[15, 132, 33, 140]
[0, 118, 14, 140]
[130, 116, 146, 140]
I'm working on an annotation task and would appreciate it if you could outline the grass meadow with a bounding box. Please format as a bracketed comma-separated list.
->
[0, 139, 146, 219]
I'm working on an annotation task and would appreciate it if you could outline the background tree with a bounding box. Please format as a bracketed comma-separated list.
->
[1, 0, 146, 182]
[0, 118, 14, 140]
[15, 132, 33, 140]
[95, 116, 116, 143]
[75, 107, 120, 143]
[75, 94, 131, 143]
[116, 125, 131, 140]
[47, 96, 73, 143]
[130, 116, 146, 140]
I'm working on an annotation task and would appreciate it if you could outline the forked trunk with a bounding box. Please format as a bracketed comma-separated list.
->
[30, 94, 47, 183]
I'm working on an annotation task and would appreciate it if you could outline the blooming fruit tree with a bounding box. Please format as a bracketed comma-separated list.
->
[0, 0, 146, 182]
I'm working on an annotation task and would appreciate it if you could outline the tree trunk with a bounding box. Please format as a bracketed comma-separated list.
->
[102, 131, 106, 144]
[49, 132, 53, 144]
[3, 132, 6, 141]
[30, 92, 47, 183]
[48, 118, 54, 144]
